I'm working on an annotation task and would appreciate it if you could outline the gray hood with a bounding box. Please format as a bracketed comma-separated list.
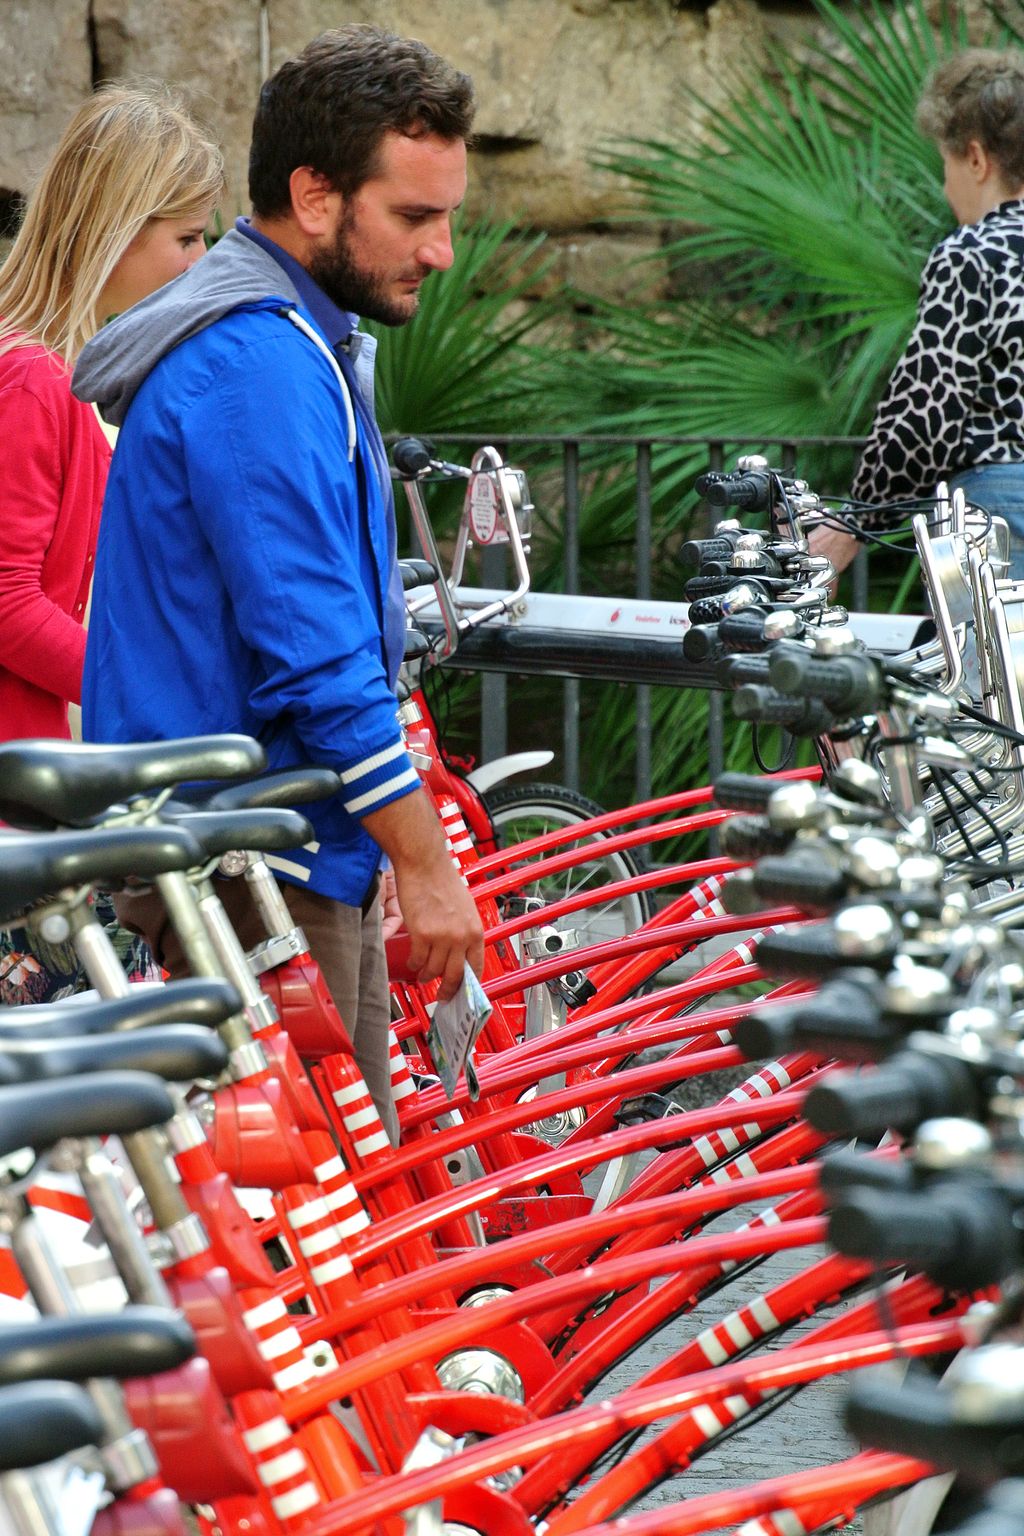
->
[72, 228, 298, 426]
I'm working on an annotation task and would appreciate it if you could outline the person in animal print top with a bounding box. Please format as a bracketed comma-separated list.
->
[811, 49, 1024, 576]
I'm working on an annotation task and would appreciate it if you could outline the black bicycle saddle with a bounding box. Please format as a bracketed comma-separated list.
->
[0, 825, 204, 925]
[0, 1307, 195, 1387]
[173, 765, 340, 813]
[0, 1024, 228, 1087]
[162, 807, 313, 859]
[0, 1380, 103, 1470]
[0, 1071, 174, 1159]
[0, 735, 267, 830]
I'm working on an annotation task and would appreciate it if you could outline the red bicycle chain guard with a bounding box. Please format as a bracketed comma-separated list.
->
[475, 1130, 589, 1236]
[207, 1076, 318, 1189]
[480, 1193, 593, 1239]
[180, 1166, 277, 1288]
[124, 1356, 259, 1503]
[445, 1482, 534, 1536]
[256, 1027, 332, 1133]
[168, 1267, 274, 1397]
[258, 953, 354, 1059]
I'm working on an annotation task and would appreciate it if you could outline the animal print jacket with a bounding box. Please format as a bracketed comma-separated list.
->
[851, 199, 1024, 526]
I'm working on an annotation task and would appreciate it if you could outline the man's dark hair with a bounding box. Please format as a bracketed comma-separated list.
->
[249, 24, 475, 217]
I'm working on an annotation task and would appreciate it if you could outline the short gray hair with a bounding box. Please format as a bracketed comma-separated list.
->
[916, 48, 1024, 185]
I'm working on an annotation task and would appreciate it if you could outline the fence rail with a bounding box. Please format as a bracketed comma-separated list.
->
[398, 431, 868, 807]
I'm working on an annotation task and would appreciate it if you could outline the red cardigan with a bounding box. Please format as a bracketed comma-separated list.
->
[0, 342, 110, 741]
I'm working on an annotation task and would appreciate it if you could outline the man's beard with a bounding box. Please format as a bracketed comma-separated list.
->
[308, 211, 420, 327]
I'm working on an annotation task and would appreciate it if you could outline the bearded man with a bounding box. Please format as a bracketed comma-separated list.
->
[73, 25, 483, 1142]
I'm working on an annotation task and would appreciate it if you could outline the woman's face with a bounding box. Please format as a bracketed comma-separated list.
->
[99, 208, 213, 319]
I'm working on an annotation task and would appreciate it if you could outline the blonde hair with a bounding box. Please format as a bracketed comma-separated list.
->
[0, 82, 224, 364]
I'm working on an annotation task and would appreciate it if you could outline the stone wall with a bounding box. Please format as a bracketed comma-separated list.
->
[0, 0, 818, 298]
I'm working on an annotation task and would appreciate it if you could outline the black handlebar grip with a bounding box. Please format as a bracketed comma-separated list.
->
[713, 772, 785, 813]
[769, 647, 885, 714]
[687, 572, 776, 604]
[718, 655, 772, 687]
[682, 625, 722, 663]
[399, 558, 439, 589]
[734, 1007, 798, 1059]
[804, 1050, 979, 1138]
[818, 1146, 913, 1201]
[755, 924, 859, 979]
[391, 437, 433, 477]
[685, 572, 743, 601]
[845, 1374, 960, 1461]
[785, 979, 895, 1062]
[719, 609, 770, 653]
[829, 1180, 1018, 1291]
[720, 815, 793, 860]
[750, 853, 847, 913]
[846, 1374, 1024, 1483]
[687, 596, 727, 626]
[696, 471, 772, 512]
[679, 536, 736, 572]
[732, 685, 836, 736]
[829, 1187, 961, 1271]
[719, 870, 771, 915]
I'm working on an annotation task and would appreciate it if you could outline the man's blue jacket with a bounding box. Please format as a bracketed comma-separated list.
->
[74, 227, 416, 904]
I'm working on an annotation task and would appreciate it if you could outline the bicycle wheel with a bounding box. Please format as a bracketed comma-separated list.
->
[481, 782, 655, 949]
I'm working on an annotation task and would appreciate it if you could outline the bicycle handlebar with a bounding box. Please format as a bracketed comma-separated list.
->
[829, 1179, 1018, 1291]
[718, 609, 771, 652]
[713, 772, 786, 812]
[679, 534, 739, 571]
[718, 655, 772, 686]
[847, 1374, 1024, 1486]
[736, 976, 892, 1062]
[747, 851, 848, 912]
[392, 436, 434, 477]
[719, 814, 793, 860]
[732, 684, 836, 735]
[805, 1050, 980, 1137]
[695, 470, 773, 512]
[769, 645, 886, 714]
[755, 922, 893, 978]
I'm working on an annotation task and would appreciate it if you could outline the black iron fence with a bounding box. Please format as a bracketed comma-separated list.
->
[401, 431, 868, 804]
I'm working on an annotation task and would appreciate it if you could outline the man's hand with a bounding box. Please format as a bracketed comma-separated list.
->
[363, 787, 485, 1001]
[393, 856, 484, 1001]
[807, 522, 860, 575]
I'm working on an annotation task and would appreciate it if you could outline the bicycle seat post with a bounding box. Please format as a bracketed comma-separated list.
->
[151, 867, 263, 1073]
[64, 1139, 175, 1309]
[242, 852, 309, 961]
[190, 864, 279, 1037]
[7, 1203, 161, 1495]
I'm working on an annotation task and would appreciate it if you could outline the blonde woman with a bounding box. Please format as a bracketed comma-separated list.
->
[0, 83, 223, 1002]
[0, 81, 223, 744]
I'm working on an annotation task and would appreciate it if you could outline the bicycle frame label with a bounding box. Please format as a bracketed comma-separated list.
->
[467, 473, 506, 546]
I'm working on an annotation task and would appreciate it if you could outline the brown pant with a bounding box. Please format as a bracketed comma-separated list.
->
[114, 873, 398, 1145]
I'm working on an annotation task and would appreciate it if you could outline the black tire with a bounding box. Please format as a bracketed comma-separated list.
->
[481, 782, 655, 948]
